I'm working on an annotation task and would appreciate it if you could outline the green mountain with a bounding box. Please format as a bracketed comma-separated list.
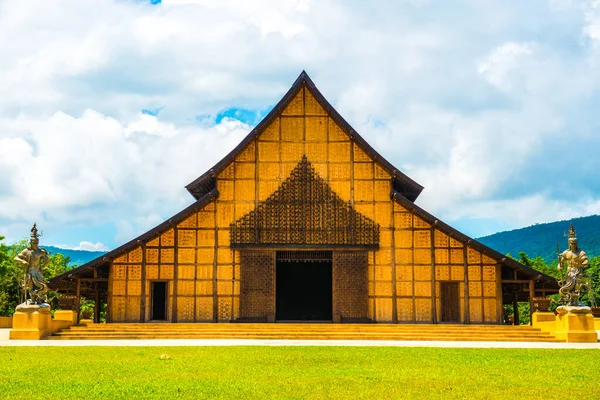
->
[45, 246, 106, 267]
[477, 215, 600, 264]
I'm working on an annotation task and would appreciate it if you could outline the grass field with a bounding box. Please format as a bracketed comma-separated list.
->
[0, 347, 599, 399]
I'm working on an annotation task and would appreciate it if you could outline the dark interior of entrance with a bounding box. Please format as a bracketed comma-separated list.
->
[151, 281, 167, 321]
[276, 259, 332, 321]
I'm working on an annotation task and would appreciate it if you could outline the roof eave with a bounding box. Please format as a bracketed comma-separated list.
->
[390, 190, 558, 287]
[48, 188, 219, 284]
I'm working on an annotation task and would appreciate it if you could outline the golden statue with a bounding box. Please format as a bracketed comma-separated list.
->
[557, 224, 590, 307]
[14, 223, 51, 306]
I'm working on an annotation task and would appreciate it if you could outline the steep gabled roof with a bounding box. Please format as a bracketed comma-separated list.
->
[49, 71, 557, 293]
[48, 188, 218, 287]
[185, 71, 424, 202]
[391, 191, 558, 287]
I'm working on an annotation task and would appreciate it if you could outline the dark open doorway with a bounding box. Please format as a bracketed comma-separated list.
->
[440, 282, 460, 323]
[276, 255, 332, 321]
[151, 281, 167, 321]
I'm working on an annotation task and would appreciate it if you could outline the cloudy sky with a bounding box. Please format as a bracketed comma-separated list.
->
[2, 0, 600, 251]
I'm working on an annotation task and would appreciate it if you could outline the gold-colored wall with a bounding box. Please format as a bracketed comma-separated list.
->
[108, 87, 501, 323]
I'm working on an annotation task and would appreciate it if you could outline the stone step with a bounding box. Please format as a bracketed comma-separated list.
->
[64, 327, 546, 332]
[53, 331, 553, 338]
[64, 324, 542, 331]
[50, 323, 561, 342]
[48, 333, 561, 342]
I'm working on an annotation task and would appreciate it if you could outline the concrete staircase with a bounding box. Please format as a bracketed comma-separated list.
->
[48, 323, 562, 342]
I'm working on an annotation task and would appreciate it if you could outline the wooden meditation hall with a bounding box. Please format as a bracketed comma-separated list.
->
[50, 72, 557, 325]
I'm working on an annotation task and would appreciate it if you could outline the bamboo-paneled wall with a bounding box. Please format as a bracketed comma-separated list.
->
[107, 85, 502, 324]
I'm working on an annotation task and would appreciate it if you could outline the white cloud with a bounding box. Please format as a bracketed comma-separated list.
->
[0, 108, 249, 245]
[2, 0, 600, 248]
[72, 241, 110, 252]
[477, 42, 534, 92]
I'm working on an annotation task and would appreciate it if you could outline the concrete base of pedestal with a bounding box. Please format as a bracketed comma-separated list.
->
[10, 304, 52, 340]
[554, 306, 597, 343]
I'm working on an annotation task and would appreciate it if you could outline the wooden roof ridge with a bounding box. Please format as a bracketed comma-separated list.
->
[185, 70, 424, 202]
[48, 187, 219, 285]
[391, 190, 559, 287]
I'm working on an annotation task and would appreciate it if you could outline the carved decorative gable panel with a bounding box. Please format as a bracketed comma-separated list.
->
[231, 156, 380, 248]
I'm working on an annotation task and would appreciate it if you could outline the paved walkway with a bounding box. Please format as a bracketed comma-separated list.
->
[1, 329, 599, 348]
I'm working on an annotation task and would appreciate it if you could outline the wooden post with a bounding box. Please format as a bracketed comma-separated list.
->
[140, 241, 147, 323]
[390, 207, 398, 324]
[496, 263, 503, 324]
[529, 279, 535, 326]
[512, 289, 519, 325]
[106, 261, 112, 323]
[463, 244, 470, 324]
[75, 278, 81, 324]
[213, 207, 219, 322]
[173, 225, 179, 323]
[430, 224, 437, 324]
[94, 290, 100, 323]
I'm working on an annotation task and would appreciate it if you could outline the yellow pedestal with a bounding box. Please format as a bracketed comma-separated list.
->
[554, 306, 597, 343]
[54, 310, 78, 325]
[9, 305, 52, 340]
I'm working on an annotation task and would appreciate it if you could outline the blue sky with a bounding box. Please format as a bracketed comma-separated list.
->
[2, 0, 600, 250]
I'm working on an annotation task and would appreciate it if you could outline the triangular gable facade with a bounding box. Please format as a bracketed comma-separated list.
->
[231, 156, 379, 248]
[50, 71, 558, 325]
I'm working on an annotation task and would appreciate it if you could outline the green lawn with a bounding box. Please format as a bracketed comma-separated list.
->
[0, 347, 599, 399]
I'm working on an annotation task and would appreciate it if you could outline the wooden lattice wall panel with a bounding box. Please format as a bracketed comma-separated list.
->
[230, 157, 379, 247]
[178, 297, 195, 322]
[375, 298, 393, 321]
[111, 296, 125, 322]
[415, 298, 432, 322]
[109, 246, 143, 322]
[333, 251, 368, 320]
[196, 297, 213, 321]
[397, 298, 414, 322]
[239, 251, 275, 319]
[465, 246, 500, 324]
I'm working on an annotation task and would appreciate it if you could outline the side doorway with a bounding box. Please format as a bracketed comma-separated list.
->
[440, 282, 460, 323]
[151, 281, 168, 321]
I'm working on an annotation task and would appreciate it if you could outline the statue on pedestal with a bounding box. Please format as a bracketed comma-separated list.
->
[14, 223, 51, 309]
[557, 224, 591, 309]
